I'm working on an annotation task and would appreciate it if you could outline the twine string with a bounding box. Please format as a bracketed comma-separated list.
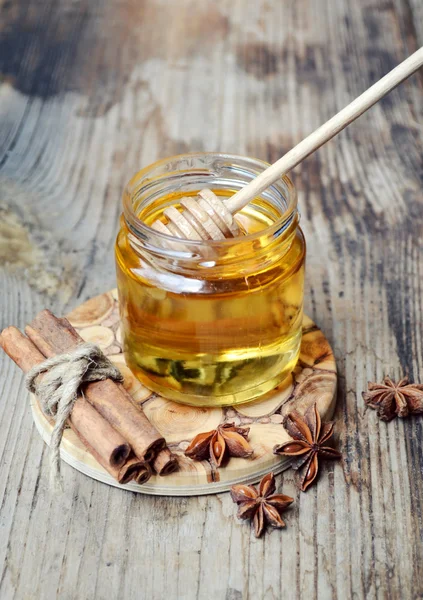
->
[25, 343, 123, 489]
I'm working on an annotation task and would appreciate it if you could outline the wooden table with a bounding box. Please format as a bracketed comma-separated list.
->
[0, 1, 422, 598]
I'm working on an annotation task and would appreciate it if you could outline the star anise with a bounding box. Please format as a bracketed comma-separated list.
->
[230, 472, 293, 537]
[185, 423, 253, 467]
[362, 376, 423, 421]
[274, 403, 341, 491]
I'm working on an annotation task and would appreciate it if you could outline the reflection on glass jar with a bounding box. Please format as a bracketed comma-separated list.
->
[115, 153, 306, 407]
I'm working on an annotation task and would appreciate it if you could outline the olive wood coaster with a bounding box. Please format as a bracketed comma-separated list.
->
[31, 289, 337, 496]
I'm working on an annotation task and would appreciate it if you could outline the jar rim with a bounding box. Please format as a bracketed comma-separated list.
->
[123, 152, 298, 249]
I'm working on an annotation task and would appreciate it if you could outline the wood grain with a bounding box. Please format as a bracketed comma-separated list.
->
[0, 0, 422, 598]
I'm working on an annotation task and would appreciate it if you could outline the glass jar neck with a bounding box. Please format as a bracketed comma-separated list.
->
[122, 153, 299, 276]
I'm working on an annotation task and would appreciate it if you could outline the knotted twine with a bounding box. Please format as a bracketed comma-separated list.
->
[25, 343, 123, 489]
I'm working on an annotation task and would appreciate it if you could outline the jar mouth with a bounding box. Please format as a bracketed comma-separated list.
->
[123, 152, 298, 251]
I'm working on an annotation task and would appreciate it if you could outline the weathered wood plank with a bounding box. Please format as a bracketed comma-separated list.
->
[0, 0, 422, 598]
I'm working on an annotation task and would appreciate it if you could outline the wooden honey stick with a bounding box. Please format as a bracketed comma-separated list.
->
[151, 48, 423, 242]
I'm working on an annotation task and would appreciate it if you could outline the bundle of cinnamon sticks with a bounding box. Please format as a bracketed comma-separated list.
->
[0, 309, 178, 485]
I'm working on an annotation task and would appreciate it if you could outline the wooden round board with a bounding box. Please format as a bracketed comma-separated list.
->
[31, 289, 337, 496]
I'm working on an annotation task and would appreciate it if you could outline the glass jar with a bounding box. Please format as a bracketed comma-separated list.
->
[115, 153, 305, 407]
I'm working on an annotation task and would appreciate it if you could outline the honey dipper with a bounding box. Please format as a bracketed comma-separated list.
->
[152, 48, 423, 242]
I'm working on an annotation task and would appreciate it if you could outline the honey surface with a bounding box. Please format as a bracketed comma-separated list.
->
[116, 193, 305, 406]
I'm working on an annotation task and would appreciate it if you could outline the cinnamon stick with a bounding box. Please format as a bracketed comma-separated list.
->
[0, 327, 131, 470]
[135, 466, 153, 485]
[153, 448, 179, 476]
[71, 427, 151, 484]
[26, 310, 166, 462]
[119, 455, 152, 485]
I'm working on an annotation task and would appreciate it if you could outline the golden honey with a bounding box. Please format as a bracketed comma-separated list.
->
[115, 154, 305, 407]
